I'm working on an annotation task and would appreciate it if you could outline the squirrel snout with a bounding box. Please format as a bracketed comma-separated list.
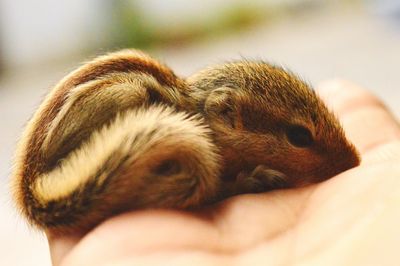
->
[318, 145, 360, 182]
[337, 146, 361, 173]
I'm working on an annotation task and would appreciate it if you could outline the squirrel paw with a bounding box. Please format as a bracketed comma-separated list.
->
[236, 165, 288, 193]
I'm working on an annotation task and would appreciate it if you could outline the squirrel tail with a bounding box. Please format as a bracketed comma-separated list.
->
[14, 105, 220, 233]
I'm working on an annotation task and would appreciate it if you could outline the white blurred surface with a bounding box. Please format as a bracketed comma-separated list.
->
[0, 0, 109, 67]
[0, 5, 399, 266]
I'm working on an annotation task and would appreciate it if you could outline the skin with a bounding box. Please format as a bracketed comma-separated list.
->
[46, 80, 400, 266]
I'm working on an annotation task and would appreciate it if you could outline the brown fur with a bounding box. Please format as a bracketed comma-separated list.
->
[11, 50, 360, 234]
[188, 61, 360, 192]
[12, 50, 219, 234]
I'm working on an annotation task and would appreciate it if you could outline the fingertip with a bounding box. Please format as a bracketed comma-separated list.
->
[317, 79, 362, 93]
[316, 79, 400, 155]
[316, 79, 384, 116]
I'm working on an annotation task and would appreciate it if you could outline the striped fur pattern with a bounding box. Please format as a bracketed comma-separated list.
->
[12, 50, 220, 233]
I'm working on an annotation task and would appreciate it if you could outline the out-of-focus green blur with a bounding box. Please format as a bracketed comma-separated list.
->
[0, 0, 365, 70]
[0, 1, 400, 266]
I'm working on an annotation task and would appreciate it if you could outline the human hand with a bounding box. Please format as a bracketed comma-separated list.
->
[47, 80, 400, 266]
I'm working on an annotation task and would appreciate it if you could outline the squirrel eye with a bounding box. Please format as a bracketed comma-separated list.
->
[287, 125, 314, 148]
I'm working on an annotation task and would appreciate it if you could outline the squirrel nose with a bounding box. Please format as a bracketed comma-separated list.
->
[331, 146, 361, 177]
[315, 145, 360, 183]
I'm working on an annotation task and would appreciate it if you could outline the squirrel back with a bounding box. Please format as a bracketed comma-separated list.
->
[12, 50, 220, 233]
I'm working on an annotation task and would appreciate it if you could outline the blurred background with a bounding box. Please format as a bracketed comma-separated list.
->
[1, 0, 399, 265]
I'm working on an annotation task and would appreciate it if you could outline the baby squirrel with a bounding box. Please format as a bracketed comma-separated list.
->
[11, 49, 360, 234]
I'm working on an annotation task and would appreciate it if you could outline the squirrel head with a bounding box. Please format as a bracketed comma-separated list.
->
[188, 61, 360, 186]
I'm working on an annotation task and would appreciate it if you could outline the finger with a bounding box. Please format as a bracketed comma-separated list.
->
[46, 231, 83, 266]
[316, 80, 400, 156]
[56, 188, 312, 265]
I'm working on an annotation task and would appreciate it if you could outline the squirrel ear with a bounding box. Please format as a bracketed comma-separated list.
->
[204, 87, 239, 129]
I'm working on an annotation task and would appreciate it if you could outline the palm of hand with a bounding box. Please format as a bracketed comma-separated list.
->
[49, 81, 400, 266]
